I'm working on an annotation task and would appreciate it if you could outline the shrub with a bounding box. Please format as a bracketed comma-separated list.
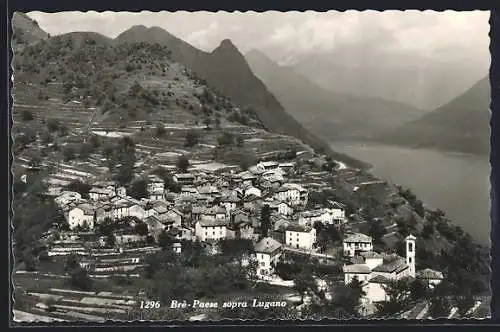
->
[21, 110, 34, 121]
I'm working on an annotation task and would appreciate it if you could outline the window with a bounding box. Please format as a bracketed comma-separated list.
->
[409, 242, 413, 252]
[409, 257, 412, 264]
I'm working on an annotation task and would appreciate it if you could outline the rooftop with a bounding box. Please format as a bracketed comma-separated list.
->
[344, 233, 372, 243]
[416, 268, 444, 280]
[372, 257, 408, 274]
[343, 264, 372, 274]
[369, 275, 391, 284]
[254, 237, 282, 254]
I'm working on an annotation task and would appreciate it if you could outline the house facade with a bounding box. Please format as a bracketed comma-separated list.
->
[285, 225, 317, 250]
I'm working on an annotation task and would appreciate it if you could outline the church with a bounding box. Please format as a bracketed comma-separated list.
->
[343, 234, 443, 305]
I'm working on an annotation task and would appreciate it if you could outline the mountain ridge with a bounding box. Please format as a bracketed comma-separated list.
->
[374, 76, 490, 156]
[245, 48, 425, 141]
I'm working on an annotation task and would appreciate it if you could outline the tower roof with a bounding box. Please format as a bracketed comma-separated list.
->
[405, 234, 417, 241]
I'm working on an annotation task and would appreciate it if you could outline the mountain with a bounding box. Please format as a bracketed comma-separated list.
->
[289, 51, 488, 111]
[375, 76, 490, 156]
[245, 49, 424, 142]
[114, 26, 352, 164]
[11, 12, 49, 47]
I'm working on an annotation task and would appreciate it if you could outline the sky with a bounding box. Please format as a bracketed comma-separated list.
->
[26, 10, 490, 65]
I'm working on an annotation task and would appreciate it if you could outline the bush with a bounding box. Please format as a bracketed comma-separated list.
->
[184, 131, 199, 148]
[70, 267, 93, 291]
[22, 110, 34, 121]
[46, 118, 60, 132]
[176, 155, 189, 173]
[155, 123, 166, 137]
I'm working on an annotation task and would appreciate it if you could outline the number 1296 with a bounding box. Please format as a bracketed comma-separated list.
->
[140, 300, 161, 309]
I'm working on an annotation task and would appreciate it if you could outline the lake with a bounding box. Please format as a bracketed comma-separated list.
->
[330, 142, 491, 246]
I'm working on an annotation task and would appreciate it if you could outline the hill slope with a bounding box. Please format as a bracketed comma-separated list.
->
[12, 12, 48, 44]
[375, 76, 490, 156]
[114, 26, 364, 166]
[245, 49, 424, 141]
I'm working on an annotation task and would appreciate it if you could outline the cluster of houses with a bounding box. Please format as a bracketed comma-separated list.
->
[48, 160, 348, 274]
[341, 232, 444, 310]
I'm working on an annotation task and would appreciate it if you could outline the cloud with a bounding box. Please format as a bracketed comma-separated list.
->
[25, 10, 489, 64]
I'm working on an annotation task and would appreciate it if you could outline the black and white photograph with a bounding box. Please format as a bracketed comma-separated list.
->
[10, 10, 492, 322]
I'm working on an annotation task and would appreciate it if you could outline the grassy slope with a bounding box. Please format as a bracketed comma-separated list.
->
[114, 26, 370, 170]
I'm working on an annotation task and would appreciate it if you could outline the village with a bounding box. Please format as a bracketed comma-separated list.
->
[13, 149, 490, 321]
[10, 32, 491, 322]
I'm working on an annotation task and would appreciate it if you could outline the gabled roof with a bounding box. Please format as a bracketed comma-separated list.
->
[285, 224, 313, 233]
[416, 268, 444, 280]
[199, 218, 228, 227]
[372, 257, 408, 274]
[344, 233, 372, 243]
[343, 264, 371, 274]
[254, 237, 282, 254]
[369, 275, 391, 284]
[360, 251, 383, 259]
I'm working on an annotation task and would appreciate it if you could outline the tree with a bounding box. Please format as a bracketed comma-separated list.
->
[184, 131, 199, 148]
[293, 268, 317, 303]
[368, 219, 387, 244]
[236, 135, 244, 147]
[22, 110, 34, 121]
[70, 267, 93, 291]
[260, 205, 271, 237]
[64, 254, 80, 272]
[46, 118, 60, 132]
[62, 145, 76, 161]
[128, 178, 149, 200]
[78, 143, 93, 159]
[428, 296, 451, 318]
[89, 135, 101, 149]
[409, 279, 430, 302]
[176, 155, 189, 173]
[375, 278, 413, 317]
[40, 130, 53, 145]
[217, 131, 234, 147]
[135, 222, 149, 236]
[155, 123, 166, 137]
[64, 180, 92, 199]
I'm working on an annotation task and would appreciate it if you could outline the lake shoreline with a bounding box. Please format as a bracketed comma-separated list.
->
[329, 141, 491, 246]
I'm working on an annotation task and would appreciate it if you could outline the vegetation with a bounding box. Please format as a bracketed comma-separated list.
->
[176, 155, 189, 173]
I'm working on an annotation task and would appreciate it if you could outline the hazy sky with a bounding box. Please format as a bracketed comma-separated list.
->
[26, 10, 490, 65]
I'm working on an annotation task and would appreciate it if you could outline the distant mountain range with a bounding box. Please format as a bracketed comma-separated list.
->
[375, 76, 490, 156]
[288, 50, 488, 111]
[245, 49, 424, 141]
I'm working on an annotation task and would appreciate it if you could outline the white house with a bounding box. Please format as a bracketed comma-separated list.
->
[256, 161, 279, 172]
[149, 189, 165, 201]
[67, 204, 95, 230]
[274, 183, 308, 206]
[89, 187, 114, 201]
[329, 202, 347, 225]
[416, 268, 444, 289]
[343, 235, 421, 304]
[343, 233, 373, 257]
[254, 237, 282, 278]
[55, 191, 82, 207]
[129, 204, 146, 220]
[220, 195, 240, 215]
[162, 208, 183, 228]
[277, 201, 293, 216]
[199, 206, 227, 221]
[173, 173, 196, 186]
[285, 225, 316, 250]
[194, 218, 228, 242]
[147, 174, 165, 193]
[244, 186, 262, 198]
